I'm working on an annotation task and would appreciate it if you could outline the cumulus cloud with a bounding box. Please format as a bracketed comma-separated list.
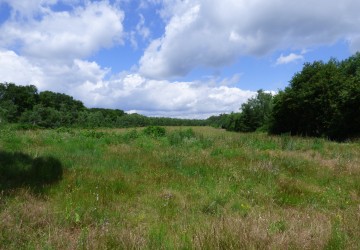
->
[74, 74, 256, 118]
[0, 1, 256, 118]
[139, 0, 360, 79]
[0, 50, 45, 87]
[0, 1, 124, 61]
[0, 0, 57, 18]
[69, 70, 256, 118]
[0, 49, 254, 118]
[276, 53, 304, 65]
[10, 0, 360, 118]
[0, 49, 108, 93]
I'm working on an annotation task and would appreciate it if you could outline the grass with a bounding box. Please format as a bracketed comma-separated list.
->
[0, 125, 359, 249]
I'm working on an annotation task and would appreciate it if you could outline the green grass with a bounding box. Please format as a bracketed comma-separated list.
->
[0, 125, 359, 249]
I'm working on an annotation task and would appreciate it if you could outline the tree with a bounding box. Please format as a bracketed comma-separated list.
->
[270, 53, 360, 140]
[206, 90, 273, 132]
[239, 90, 273, 132]
[0, 83, 38, 122]
[20, 104, 62, 128]
[0, 100, 18, 123]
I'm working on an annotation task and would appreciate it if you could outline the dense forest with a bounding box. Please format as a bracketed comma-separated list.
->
[0, 83, 206, 128]
[1, 53, 359, 140]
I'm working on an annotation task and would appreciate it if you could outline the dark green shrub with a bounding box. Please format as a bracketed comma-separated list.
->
[143, 126, 166, 138]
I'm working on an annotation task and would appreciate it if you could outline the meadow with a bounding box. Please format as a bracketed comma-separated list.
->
[0, 125, 359, 249]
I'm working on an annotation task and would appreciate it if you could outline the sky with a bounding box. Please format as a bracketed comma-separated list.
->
[0, 0, 359, 118]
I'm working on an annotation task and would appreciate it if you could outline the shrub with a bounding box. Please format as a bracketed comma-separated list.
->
[122, 129, 139, 142]
[143, 126, 166, 138]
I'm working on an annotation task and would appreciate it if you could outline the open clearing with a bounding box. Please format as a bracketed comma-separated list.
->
[1, 126, 359, 249]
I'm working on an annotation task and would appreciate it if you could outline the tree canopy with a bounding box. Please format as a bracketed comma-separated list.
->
[0, 83, 206, 128]
[207, 90, 274, 133]
[270, 53, 360, 140]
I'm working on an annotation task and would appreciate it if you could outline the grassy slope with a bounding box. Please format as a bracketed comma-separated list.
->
[0, 126, 359, 249]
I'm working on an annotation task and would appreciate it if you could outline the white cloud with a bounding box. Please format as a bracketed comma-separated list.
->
[10, 0, 360, 118]
[0, 0, 254, 118]
[0, 1, 124, 61]
[0, 49, 255, 118]
[83, 74, 256, 118]
[0, 0, 57, 18]
[202, 74, 242, 87]
[139, 0, 360, 79]
[0, 49, 108, 94]
[0, 1, 259, 118]
[276, 53, 304, 65]
[0, 50, 45, 87]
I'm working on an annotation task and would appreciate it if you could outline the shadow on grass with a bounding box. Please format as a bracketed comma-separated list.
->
[0, 151, 63, 193]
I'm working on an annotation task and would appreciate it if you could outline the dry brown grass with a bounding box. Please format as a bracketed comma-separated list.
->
[268, 149, 360, 174]
[191, 209, 331, 250]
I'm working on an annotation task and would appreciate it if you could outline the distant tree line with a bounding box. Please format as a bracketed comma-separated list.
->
[206, 90, 274, 133]
[0, 83, 206, 128]
[1, 53, 359, 140]
[207, 53, 360, 141]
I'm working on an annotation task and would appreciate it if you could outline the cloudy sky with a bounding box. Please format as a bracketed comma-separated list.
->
[0, 0, 359, 118]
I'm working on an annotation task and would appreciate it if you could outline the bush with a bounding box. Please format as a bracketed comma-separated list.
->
[143, 126, 166, 138]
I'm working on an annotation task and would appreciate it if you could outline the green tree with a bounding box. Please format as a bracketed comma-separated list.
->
[239, 90, 273, 132]
[0, 100, 18, 123]
[270, 53, 360, 140]
[20, 104, 62, 128]
[0, 83, 38, 122]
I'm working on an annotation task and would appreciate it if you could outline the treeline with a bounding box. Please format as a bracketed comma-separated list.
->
[1, 53, 359, 140]
[207, 53, 360, 141]
[0, 83, 206, 128]
[207, 90, 273, 133]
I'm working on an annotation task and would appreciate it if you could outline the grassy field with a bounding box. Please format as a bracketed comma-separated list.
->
[0, 126, 359, 249]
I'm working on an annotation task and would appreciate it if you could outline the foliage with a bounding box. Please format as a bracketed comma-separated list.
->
[0, 83, 38, 122]
[20, 104, 62, 128]
[206, 113, 229, 129]
[270, 53, 360, 141]
[207, 90, 273, 133]
[239, 90, 273, 132]
[143, 126, 166, 138]
[0, 82, 206, 128]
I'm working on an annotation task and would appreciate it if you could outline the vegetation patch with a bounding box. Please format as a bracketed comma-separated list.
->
[142, 126, 166, 138]
[0, 126, 359, 249]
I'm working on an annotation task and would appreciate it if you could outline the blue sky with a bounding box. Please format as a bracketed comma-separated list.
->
[0, 0, 358, 118]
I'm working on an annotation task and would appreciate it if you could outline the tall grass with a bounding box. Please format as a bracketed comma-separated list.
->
[0, 125, 359, 249]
